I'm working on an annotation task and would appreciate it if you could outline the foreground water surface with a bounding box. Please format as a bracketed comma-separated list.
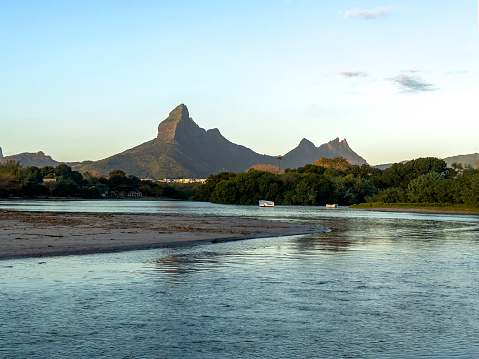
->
[1, 200, 479, 358]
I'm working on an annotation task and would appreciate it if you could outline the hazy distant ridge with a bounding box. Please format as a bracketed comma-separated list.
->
[443, 153, 479, 168]
[0, 151, 59, 167]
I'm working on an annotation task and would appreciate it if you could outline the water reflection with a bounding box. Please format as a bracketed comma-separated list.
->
[152, 252, 226, 282]
[297, 234, 354, 252]
[2, 202, 479, 358]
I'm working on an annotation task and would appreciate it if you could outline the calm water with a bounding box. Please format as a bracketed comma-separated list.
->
[1, 200, 479, 358]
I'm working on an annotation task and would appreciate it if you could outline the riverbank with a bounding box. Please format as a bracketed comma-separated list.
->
[0, 211, 326, 259]
[351, 202, 479, 215]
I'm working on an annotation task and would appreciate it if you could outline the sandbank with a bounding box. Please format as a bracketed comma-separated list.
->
[0, 211, 326, 259]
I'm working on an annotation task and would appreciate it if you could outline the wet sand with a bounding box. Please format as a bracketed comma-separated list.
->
[0, 211, 326, 259]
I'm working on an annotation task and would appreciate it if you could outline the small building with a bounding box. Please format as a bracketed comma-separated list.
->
[124, 190, 142, 197]
[160, 178, 207, 184]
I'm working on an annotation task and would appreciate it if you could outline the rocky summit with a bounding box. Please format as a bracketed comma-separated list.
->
[157, 104, 192, 141]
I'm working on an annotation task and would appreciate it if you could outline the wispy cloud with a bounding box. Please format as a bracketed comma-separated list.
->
[386, 75, 438, 93]
[343, 6, 393, 20]
[340, 71, 367, 78]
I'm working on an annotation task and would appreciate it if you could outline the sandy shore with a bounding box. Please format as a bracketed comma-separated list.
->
[0, 211, 326, 259]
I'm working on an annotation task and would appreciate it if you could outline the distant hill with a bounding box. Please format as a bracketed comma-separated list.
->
[373, 163, 394, 170]
[376, 154, 479, 171]
[444, 153, 479, 168]
[0, 151, 60, 167]
[79, 104, 368, 178]
[0, 151, 89, 169]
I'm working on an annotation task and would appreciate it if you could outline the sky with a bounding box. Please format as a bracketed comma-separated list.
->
[1, 0, 478, 165]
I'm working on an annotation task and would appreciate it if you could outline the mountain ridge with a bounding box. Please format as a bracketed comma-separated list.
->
[14, 104, 478, 178]
[79, 104, 368, 178]
[282, 137, 367, 169]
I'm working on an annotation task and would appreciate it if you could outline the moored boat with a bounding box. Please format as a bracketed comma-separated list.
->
[326, 204, 338, 208]
[259, 200, 274, 207]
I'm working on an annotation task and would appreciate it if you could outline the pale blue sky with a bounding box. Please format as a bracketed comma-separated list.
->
[1, 0, 478, 165]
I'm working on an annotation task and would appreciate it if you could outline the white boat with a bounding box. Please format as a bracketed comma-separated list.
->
[326, 204, 338, 208]
[259, 200, 274, 207]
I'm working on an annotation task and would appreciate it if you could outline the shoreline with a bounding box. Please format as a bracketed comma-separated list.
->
[0, 211, 326, 260]
[353, 207, 479, 215]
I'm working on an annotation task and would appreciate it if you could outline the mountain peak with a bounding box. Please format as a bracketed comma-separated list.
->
[168, 104, 190, 122]
[299, 138, 315, 147]
[325, 138, 351, 151]
[157, 104, 191, 140]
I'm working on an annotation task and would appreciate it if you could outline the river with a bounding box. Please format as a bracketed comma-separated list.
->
[1, 200, 479, 358]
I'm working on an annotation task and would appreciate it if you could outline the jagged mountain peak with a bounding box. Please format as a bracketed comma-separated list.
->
[167, 104, 190, 122]
[321, 138, 350, 152]
[282, 137, 367, 169]
[157, 104, 195, 140]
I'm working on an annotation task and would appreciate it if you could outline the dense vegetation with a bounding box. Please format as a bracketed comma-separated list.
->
[2, 156, 478, 209]
[194, 157, 479, 208]
[0, 161, 197, 199]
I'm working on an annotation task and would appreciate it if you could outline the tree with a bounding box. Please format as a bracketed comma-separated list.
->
[108, 170, 129, 191]
[248, 164, 282, 175]
[210, 179, 239, 204]
[55, 164, 73, 178]
[287, 174, 332, 205]
[193, 172, 236, 202]
[0, 174, 20, 197]
[380, 162, 405, 188]
[370, 187, 407, 203]
[334, 175, 378, 205]
[276, 155, 283, 171]
[314, 157, 351, 171]
[407, 171, 447, 203]
[291, 164, 326, 175]
[50, 179, 81, 197]
[40, 166, 55, 178]
[456, 168, 479, 206]
[347, 164, 383, 187]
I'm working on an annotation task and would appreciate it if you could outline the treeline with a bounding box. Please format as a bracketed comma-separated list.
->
[3, 157, 477, 207]
[0, 161, 197, 199]
[194, 157, 479, 207]
[370, 160, 479, 206]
